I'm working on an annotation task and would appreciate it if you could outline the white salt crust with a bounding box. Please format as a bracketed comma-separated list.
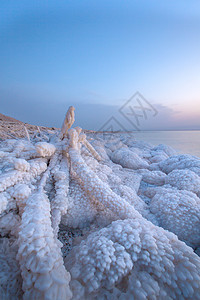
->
[0, 107, 200, 299]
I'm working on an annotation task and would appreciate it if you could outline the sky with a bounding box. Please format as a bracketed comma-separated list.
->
[0, 0, 200, 130]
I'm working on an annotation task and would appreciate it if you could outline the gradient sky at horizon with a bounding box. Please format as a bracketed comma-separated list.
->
[0, 0, 200, 130]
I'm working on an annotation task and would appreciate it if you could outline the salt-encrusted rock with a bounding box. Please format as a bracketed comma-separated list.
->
[0, 238, 23, 299]
[89, 140, 109, 160]
[17, 192, 72, 300]
[0, 190, 16, 213]
[68, 129, 80, 151]
[28, 160, 47, 177]
[149, 152, 168, 163]
[166, 169, 200, 195]
[111, 148, 149, 170]
[0, 159, 47, 192]
[148, 163, 161, 171]
[60, 106, 75, 139]
[0, 151, 7, 158]
[105, 139, 126, 152]
[83, 139, 102, 161]
[62, 154, 116, 228]
[84, 156, 99, 172]
[13, 184, 31, 201]
[159, 154, 200, 175]
[107, 173, 122, 186]
[0, 212, 20, 237]
[69, 146, 141, 221]
[51, 156, 70, 236]
[138, 169, 166, 185]
[14, 159, 30, 172]
[150, 188, 200, 247]
[13, 141, 28, 157]
[13, 184, 31, 215]
[129, 147, 143, 156]
[141, 185, 176, 199]
[35, 142, 56, 157]
[0, 193, 8, 214]
[110, 168, 142, 193]
[152, 144, 177, 157]
[65, 218, 200, 299]
[61, 179, 100, 228]
[0, 170, 24, 193]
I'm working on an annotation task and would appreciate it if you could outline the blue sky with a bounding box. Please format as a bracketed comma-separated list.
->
[0, 0, 200, 130]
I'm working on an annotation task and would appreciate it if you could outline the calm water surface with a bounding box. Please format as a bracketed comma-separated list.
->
[132, 131, 200, 158]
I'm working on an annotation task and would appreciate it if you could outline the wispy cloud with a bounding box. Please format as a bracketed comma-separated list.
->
[1, 86, 199, 130]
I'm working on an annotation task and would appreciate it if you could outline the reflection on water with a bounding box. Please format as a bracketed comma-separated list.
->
[132, 131, 200, 157]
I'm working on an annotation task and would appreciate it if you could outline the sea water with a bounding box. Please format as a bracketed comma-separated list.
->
[132, 130, 200, 157]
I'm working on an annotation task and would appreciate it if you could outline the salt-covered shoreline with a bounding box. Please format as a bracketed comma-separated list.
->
[0, 109, 200, 299]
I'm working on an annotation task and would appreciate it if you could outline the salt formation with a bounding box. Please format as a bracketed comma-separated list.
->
[0, 193, 7, 214]
[65, 218, 200, 299]
[14, 159, 30, 172]
[166, 169, 200, 195]
[111, 147, 149, 169]
[35, 142, 56, 157]
[51, 156, 70, 236]
[0, 106, 200, 299]
[159, 154, 200, 175]
[17, 192, 72, 300]
[138, 169, 166, 185]
[60, 106, 75, 139]
[149, 187, 200, 247]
